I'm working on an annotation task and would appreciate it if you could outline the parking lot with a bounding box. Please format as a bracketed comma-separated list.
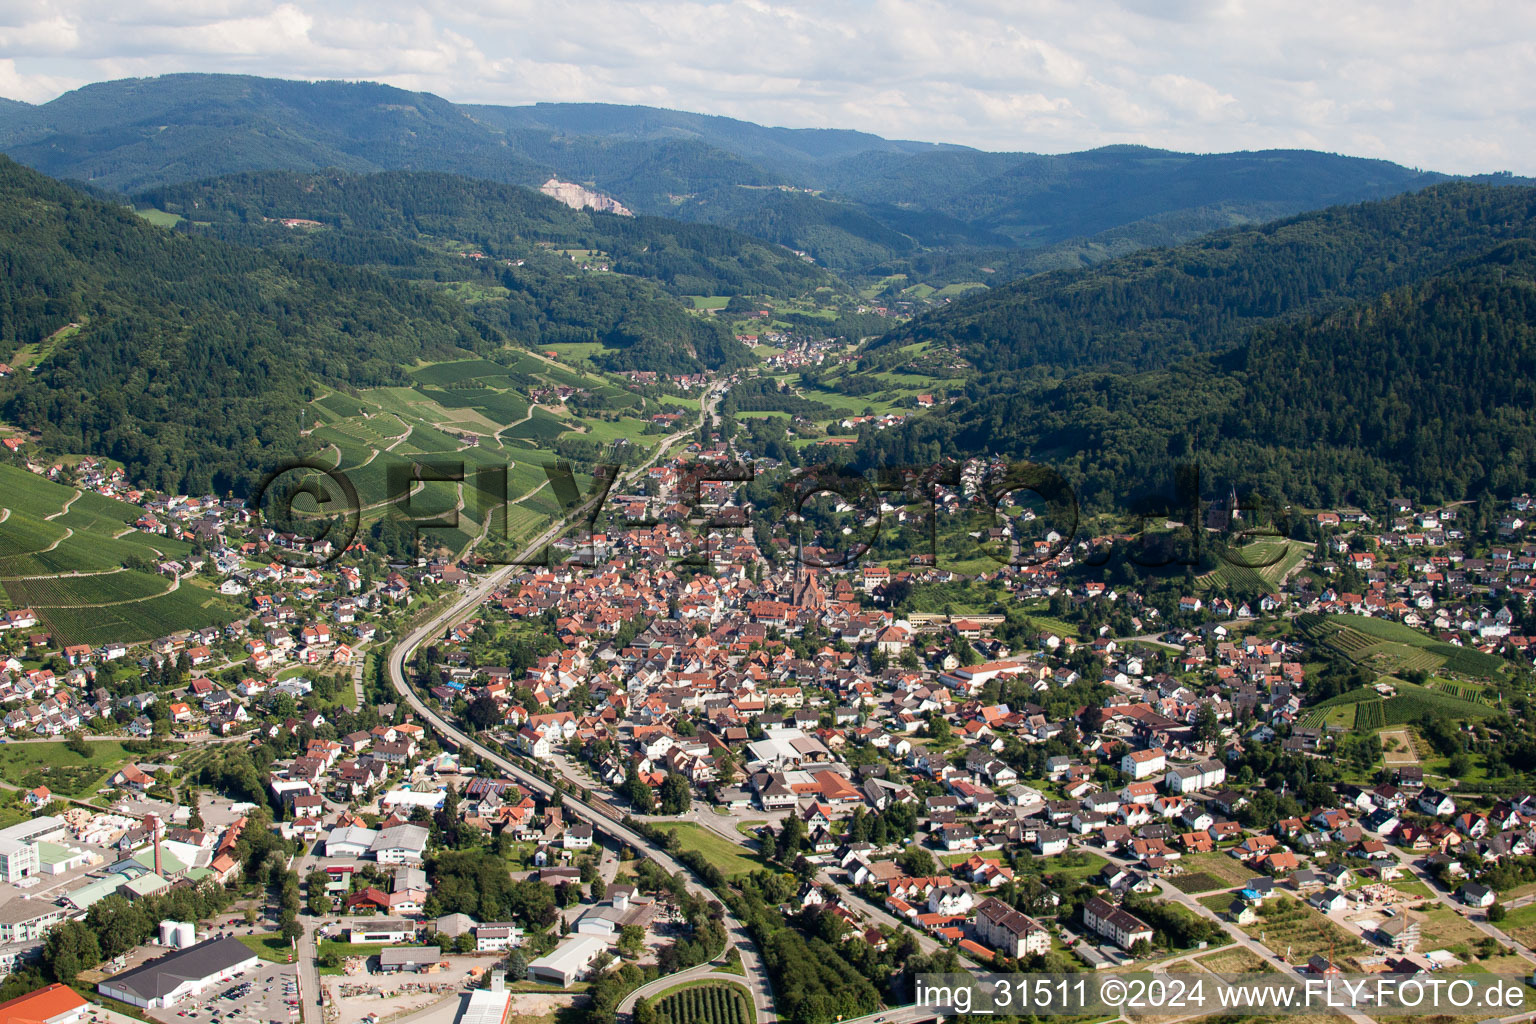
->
[146, 961, 301, 1024]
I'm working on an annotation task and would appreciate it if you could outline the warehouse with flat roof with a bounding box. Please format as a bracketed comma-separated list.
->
[526, 935, 606, 987]
[97, 936, 259, 1008]
[377, 947, 442, 973]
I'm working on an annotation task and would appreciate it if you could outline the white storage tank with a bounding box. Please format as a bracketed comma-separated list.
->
[159, 920, 196, 948]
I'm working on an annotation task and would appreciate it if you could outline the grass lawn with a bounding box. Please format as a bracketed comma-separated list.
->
[1494, 903, 1536, 948]
[1039, 851, 1109, 884]
[1195, 892, 1239, 914]
[0, 739, 140, 796]
[318, 939, 391, 961]
[135, 208, 184, 228]
[238, 932, 296, 963]
[657, 822, 765, 880]
[1387, 876, 1435, 900]
[1415, 906, 1486, 952]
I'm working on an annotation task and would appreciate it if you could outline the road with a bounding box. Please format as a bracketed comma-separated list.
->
[617, 967, 757, 1015]
[382, 384, 782, 1022]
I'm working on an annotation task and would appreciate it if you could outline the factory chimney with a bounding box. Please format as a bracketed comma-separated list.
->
[142, 813, 162, 876]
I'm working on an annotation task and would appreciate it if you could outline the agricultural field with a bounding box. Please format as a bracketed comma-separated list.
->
[1193, 946, 1275, 974]
[1169, 872, 1230, 894]
[649, 982, 753, 1024]
[1176, 852, 1255, 887]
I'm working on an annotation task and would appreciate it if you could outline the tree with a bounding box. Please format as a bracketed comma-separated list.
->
[466, 692, 501, 732]
[503, 948, 528, 980]
[617, 924, 645, 958]
[591, 877, 607, 902]
[44, 920, 101, 984]
[622, 766, 655, 812]
[1194, 704, 1221, 743]
[659, 773, 692, 815]
[1489, 902, 1507, 922]
[898, 845, 937, 877]
[775, 815, 807, 861]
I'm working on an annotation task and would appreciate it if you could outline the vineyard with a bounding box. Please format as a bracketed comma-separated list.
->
[1354, 700, 1385, 730]
[1298, 677, 1490, 731]
[38, 585, 241, 647]
[1297, 685, 1381, 727]
[1197, 537, 1310, 595]
[1433, 680, 1487, 702]
[5, 570, 172, 608]
[1296, 612, 1508, 680]
[650, 983, 753, 1024]
[1379, 686, 1493, 725]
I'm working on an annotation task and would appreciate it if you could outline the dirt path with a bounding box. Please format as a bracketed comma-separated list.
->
[44, 490, 81, 520]
[2, 566, 126, 581]
[38, 526, 72, 552]
[383, 418, 412, 451]
[32, 573, 180, 609]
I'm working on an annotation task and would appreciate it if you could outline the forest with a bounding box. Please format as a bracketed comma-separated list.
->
[871, 183, 1536, 375]
[848, 187, 1536, 511]
[0, 156, 499, 494]
[0, 74, 1500, 279]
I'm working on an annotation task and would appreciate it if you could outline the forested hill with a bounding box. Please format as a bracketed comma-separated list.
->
[130, 170, 759, 376]
[0, 155, 498, 494]
[134, 169, 836, 298]
[0, 74, 1502, 278]
[856, 239, 1536, 512]
[869, 183, 1536, 376]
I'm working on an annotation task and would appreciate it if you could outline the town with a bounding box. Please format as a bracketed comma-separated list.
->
[0, 399, 1533, 1024]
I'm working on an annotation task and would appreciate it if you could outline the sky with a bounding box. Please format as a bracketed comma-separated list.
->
[0, 0, 1531, 174]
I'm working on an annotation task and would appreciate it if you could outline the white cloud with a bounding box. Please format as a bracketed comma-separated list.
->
[0, 0, 1530, 173]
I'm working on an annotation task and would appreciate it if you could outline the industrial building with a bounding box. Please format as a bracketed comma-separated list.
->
[573, 890, 656, 937]
[377, 947, 443, 973]
[526, 935, 606, 987]
[0, 838, 38, 884]
[97, 936, 260, 1009]
[457, 973, 510, 1024]
[0, 815, 66, 884]
[348, 919, 415, 944]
